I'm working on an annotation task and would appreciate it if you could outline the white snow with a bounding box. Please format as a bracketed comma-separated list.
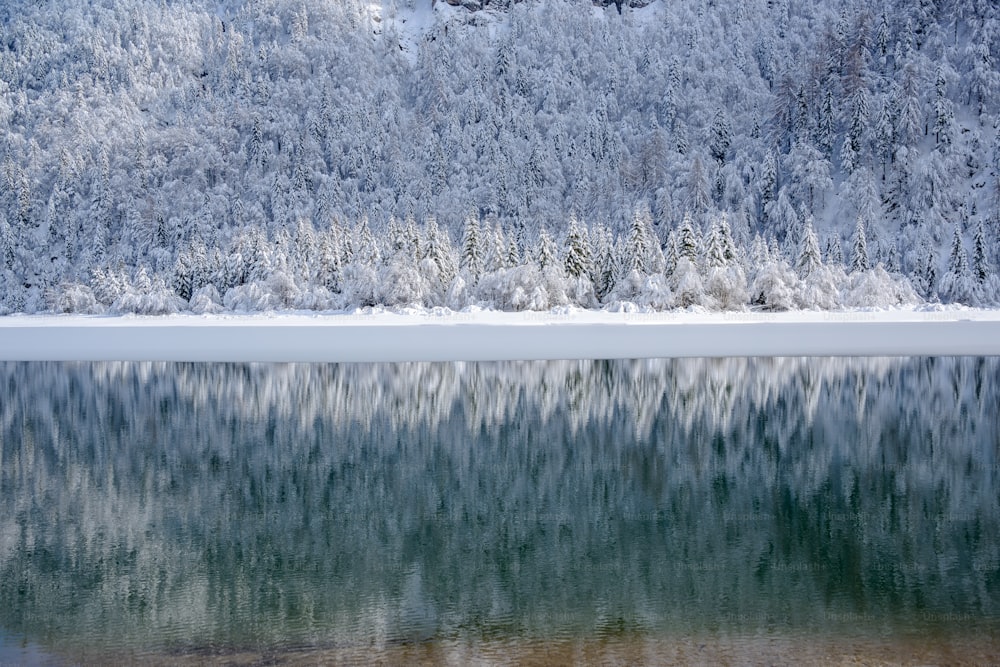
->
[1, 307, 999, 362]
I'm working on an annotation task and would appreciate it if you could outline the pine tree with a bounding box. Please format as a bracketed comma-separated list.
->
[873, 99, 895, 180]
[845, 87, 869, 171]
[705, 217, 728, 269]
[796, 218, 823, 278]
[460, 214, 483, 280]
[536, 228, 558, 271]
[318, 231, 343, 293]
[851, 217, 870, 273]
[875, 11, 891, 60]
[817, 90, 836, 156]
[486, 222, 508, 272]
[172, 250, 194, 301]
[824, 235, 844, 266]
[759, 150, 778, 213]
[424, 218, 456, 286]
[506, 232, 521, 268]
[882, 241, 900, 273]
[677, 212, 699, 264]
[591, 223, 616, 301]
[932, 65, 955, 148]
[663, 229, 680, 277]
[0, 217, 14, 271]
[940, 225, 974, 303]
[972, 220, 990, 286]
[563, 215, 592, 279]
[355, 217, 380, 267]
[686, 156, 710, 217]
[709, 109, 732, 165]
[626, 206, 652, 274]
[921, 240, 938, 299]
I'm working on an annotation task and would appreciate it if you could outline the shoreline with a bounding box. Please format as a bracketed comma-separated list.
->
[2, 308, 1000, 362]
[25, 631, 1000, 667]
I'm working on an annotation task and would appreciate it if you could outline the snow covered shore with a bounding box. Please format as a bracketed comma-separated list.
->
[2, 308, 999, 362]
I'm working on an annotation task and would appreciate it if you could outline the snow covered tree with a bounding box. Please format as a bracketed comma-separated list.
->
[685, 156, 711, 218]
[786, 141, 832, 213]
[703, 215, 747, 310]
[758, 150, 778, 218]
[825, 235, 844, 267]
[676, 212, 700, 265]
[563, 215, 593, 280]
[460, 214, 484, 281]
[624, 204, 663, 275]
[485, 221, 509, 273]
[964, 37, 999, 117]
[535, 228, 558, 271]
[972, 220, 991, 286]
[795, 218, 823, 279]
[424, 218, 457, 289]
[850, 217, 870, 273]
[750, 255, 799, 311]
[709, 109, 732, 166]
[670, 257, 707, 309]
[844, 265, 919, 308]
[939, 225, 975, 304]
[932, 65, 956, 149]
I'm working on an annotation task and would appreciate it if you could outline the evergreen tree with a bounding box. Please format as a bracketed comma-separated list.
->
[932, 65, 955, 148]
[536, 228, 558, 271]
[709, 109, 732, 165]
[843, 87, 869, 173]
[172, 251, 195, 302]
[591, 223, 616, 301]
[625, 204, 662, 274]
[851, 217, 870, 273]
[0, 217, 13, 272]
[460, 214, 484, 280]
[563, 215, 593, 279]
[971, 219, 989, 282]
[920, 240, 938, 299]
[663, 229, 680, 277]
[486, 221, 509, 273]
[705, 217, 728, 270]
[355, 218, 380, 268]
[825, 235, 844, 266]
[939, 225, 974, 303]
[759, 150, 778, 217]
[685, 156, 711, 217]
[506, 232, 521, 269]
[424, 218, 456, 286]
[677, 212, 700, 265]
[817, 90, 836, 156]
[796, 218, 823, 278]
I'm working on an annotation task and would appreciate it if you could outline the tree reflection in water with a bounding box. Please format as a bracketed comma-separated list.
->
[0, 358, 997, 658]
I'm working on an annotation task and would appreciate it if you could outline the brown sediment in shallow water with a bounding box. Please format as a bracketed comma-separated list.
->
[51, 633, 1000, 666]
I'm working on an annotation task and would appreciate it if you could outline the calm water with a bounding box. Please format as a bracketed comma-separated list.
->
[1, 358, 998, 665]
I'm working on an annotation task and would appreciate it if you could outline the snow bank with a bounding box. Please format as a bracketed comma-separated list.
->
[1, 308, 999, 362]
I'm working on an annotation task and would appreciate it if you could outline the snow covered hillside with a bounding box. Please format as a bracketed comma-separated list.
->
[0, 0, 998, 315]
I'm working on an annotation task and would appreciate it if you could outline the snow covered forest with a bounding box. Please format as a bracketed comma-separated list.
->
[0, 0, 999, 314]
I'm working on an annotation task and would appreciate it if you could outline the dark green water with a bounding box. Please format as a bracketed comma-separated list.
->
[0, 358, 998, 664]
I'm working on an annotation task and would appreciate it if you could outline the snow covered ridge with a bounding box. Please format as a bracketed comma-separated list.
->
[2, 307, 999, 362]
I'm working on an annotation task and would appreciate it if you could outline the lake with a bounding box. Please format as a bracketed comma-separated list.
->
[1, 358, 998, 665]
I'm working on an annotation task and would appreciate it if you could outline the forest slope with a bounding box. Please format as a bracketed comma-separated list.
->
[0, 0, 998, 314]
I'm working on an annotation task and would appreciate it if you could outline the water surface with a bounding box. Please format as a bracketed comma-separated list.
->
[1, 358, 998, 664]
